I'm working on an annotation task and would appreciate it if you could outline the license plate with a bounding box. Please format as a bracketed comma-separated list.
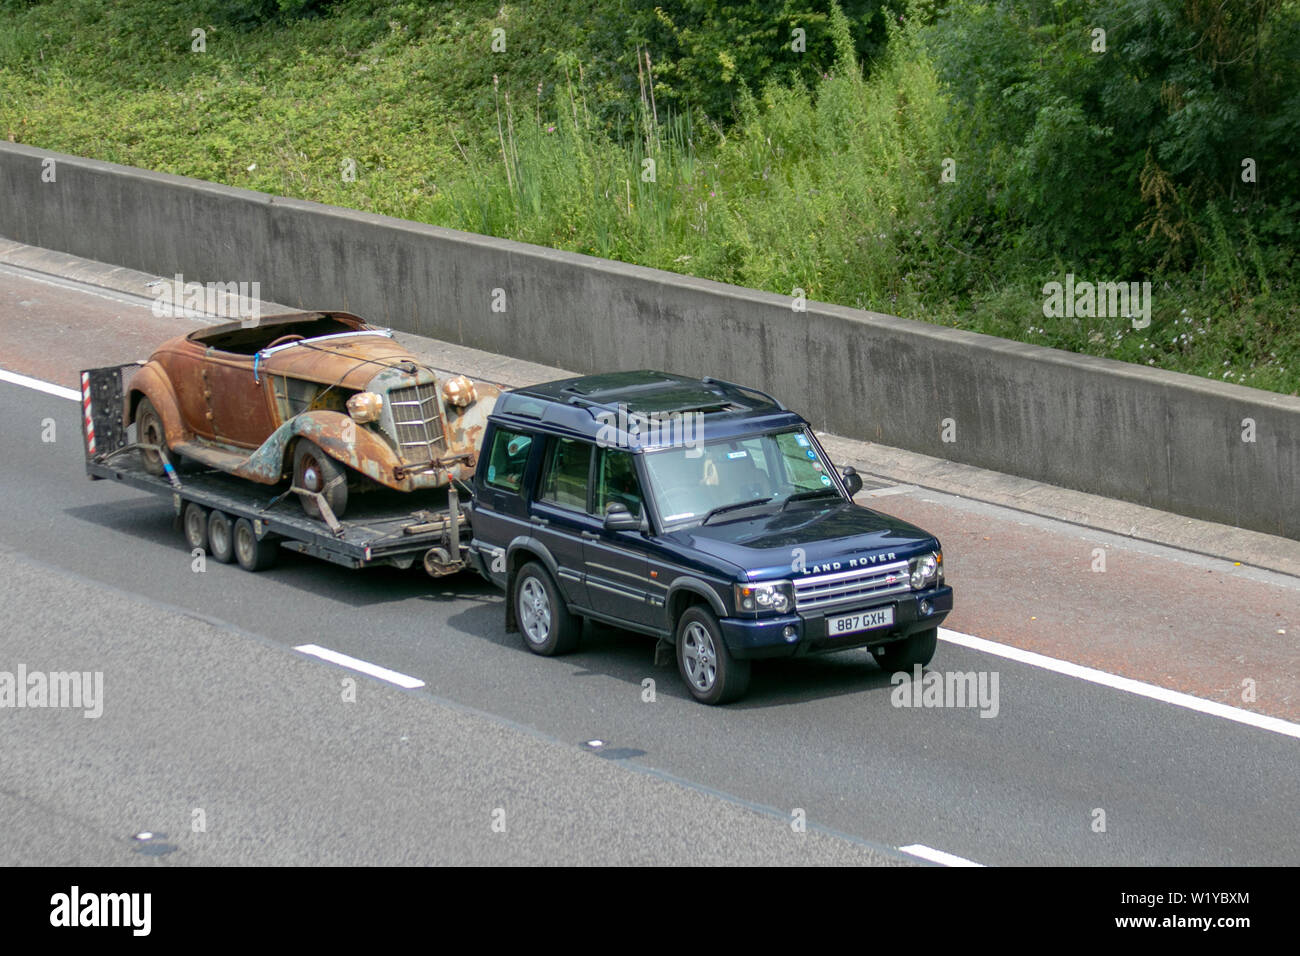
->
[827, 607, 894, 636]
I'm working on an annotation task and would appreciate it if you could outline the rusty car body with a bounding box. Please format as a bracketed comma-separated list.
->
[126, 311, 499, 520]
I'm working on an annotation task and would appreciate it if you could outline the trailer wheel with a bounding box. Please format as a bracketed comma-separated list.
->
[514, 561, 580, 656]
[233, 518, 278, 572]
[207, 510, 235, 564]
[135, 397, 166, 477]
[294, 440, 348, 521]
[182, 502, 209, 552]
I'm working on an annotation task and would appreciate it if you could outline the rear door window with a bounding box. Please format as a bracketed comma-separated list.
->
[484, 428, 534, 492]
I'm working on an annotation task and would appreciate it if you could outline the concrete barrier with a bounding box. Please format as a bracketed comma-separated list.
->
[2, 142, 1296, 539]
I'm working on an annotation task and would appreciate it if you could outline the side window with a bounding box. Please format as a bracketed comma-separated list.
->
[594, 449, 644, 519]
[539, 438, 593, 511]
[484, 428, 533, 492]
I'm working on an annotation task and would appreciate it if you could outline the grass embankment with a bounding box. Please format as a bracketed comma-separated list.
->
[1, 0, 1294, 394]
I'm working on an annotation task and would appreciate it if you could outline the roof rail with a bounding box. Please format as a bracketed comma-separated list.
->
[699, 376, 787, 411]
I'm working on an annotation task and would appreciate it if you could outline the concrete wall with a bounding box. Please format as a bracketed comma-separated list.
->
[2, 142, 1296, 539]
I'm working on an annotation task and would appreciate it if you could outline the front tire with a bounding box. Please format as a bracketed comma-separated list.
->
[676, 605, 750, 705]
[873, 627, 938, 672]
[293, 440, 348, 521]
[514, 561, 580, 656]
[135, 397, 166, 476]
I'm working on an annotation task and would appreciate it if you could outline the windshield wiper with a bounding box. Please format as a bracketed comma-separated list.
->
[701, 497, 773, 525]
[781, 488, 841, 511]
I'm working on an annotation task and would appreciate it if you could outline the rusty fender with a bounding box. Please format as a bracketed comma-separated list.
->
[125, 361, 193, 446]
[233, 411, 447, 492]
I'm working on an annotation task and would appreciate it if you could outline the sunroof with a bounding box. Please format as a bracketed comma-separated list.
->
[563, 370, 681, 396]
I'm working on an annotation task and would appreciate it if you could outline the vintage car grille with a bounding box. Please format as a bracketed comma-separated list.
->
[793, 559, 911, 612]
[387, 384, 445, 464]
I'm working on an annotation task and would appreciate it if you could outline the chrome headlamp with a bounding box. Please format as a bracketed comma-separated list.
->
[909, 551, 942, 590]
[346, 391, 383, 423]
[735, 580, 795, 614]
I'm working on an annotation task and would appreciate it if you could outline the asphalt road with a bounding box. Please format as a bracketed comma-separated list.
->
[2, 380, 1298, 865]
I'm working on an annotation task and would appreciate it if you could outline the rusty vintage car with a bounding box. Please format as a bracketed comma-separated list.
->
[126, 311, 499, 521]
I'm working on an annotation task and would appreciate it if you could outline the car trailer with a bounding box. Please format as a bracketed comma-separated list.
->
[80, 363, 471, 576]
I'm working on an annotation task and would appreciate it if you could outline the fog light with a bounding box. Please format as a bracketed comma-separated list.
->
[920, 599, 933, 617]
[783, 625, 798, 642]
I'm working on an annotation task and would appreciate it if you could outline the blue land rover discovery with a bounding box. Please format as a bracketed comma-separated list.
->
[468, 370, 952, 704]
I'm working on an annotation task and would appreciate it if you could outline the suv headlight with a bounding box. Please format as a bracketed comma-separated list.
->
[735, 580, 794, 614]
[909, 551, 941, 590]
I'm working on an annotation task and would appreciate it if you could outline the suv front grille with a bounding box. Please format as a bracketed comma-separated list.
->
[387, 384, 445, 464]
[793, 560, 911, 611]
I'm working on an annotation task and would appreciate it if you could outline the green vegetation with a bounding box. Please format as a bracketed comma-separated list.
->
[1, 0, 1296, 394]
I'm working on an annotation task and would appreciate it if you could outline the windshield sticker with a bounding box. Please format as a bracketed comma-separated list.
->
[805, 449, 817, 460]
[820, 474, 832, 485]
[795, 434, 810, 447]
[727, 451, 748, 459]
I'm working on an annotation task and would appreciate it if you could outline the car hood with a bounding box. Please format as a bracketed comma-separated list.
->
[263, 335, 434, 390]
[661, 501, 939, 580]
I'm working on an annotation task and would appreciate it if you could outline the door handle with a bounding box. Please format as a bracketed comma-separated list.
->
[580, 530, 599, 540]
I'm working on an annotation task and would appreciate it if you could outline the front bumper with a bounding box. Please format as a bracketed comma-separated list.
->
[720, 585, 953, 660]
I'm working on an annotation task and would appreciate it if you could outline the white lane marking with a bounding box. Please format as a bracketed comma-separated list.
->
[940, 627, 1300, 741]
[0, 367, 80, 401]
[899, 844, 985, 867]
[294, 644, 425, 689]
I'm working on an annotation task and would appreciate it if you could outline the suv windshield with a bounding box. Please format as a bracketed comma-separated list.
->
[643, 428, 842, 528]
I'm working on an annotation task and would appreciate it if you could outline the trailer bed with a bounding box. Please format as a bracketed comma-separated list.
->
[81, 363, 470, 574]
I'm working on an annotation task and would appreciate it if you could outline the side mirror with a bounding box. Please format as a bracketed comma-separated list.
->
[604, 502, 641, 531]
[840, 466, 863, 497]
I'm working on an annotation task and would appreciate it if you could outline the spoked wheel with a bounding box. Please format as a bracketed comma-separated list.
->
[514, 561, 579, 655]
[233, 518, 278, 572]
[676, 605, 750, 705]
[293, 440, 348, 521]
[135, 397, 166, 476]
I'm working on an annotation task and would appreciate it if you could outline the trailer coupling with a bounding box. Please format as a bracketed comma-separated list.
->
[411, 484, 467, 578]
